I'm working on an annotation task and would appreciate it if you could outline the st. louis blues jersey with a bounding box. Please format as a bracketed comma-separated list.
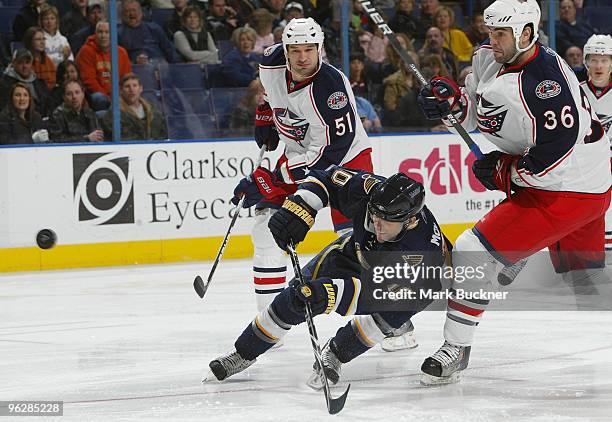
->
[259, 44, 371, 183]
[580, 80, 612, 138]
[446, 42, 610, 194]
[295, 166, 449, 263]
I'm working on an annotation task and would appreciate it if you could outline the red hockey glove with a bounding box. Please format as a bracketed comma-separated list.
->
[254, 102, 280, 151]
[472, 151, 519, 195]
[431, 76, 461, 109]
[417, 76, 461, 120]
[231, 167, 293, 208]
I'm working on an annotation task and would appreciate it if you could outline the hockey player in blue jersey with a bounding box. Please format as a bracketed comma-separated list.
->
[205, 166, 451, 385]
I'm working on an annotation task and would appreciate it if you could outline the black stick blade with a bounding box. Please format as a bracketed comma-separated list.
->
[193, 276, 207, 298]
[327, 384, 350, 415]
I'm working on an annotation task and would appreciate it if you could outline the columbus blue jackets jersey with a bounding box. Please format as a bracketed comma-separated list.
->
[295, 166, 449, 268]
[447, 42, 610, 194]
[580, 80, 612, 138]
[259, 44, 371, 183]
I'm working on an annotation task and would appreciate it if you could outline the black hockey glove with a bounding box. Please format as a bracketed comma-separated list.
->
[268, 195, 317, 251]
[417, 76, 460, 120]
[472, 150, 519, 195]
[254, 103, 280, 151]
[288, 277, 335, 316]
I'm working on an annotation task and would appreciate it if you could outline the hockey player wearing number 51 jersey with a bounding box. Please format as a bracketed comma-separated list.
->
[230, 19, 373, 321]
[416, 0, 611, 385]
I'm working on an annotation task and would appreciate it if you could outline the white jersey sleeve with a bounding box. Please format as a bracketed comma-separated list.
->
[259, 44, 371, 183]
[580, 80, 612, 138]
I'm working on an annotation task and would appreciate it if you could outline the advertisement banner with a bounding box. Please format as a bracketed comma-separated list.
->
[0, 134, 503, 270]
[373, 133, 504, 224]
[0, 141, 319, 247]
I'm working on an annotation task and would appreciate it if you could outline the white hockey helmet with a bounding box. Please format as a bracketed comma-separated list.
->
[282, 17, 324, 71]
[484, 0, 540, 63]
[583, 34, 612, 65]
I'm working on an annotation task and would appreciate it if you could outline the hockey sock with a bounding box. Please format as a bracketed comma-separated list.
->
[235, 305, 291, 361]
[331, 322, 372, 363]
[252, 209, 287, 311]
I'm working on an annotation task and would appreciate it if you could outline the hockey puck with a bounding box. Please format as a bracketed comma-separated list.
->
[36, 229, 57, 249]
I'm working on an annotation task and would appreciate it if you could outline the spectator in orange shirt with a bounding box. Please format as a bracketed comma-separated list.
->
[24, 26, 56, 90]
[76, 21, 132, 112]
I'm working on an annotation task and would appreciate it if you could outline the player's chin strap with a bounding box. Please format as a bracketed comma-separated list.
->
[507, 36, 539, 65]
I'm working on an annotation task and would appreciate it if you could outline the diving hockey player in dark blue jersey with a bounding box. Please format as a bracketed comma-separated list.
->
[204, 167, 451, 386]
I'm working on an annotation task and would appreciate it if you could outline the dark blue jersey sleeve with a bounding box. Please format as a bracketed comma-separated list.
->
[260, 43, 285, 67]
[306, 63, 361, 170]
[518, 54, 580, 176]
[295, 166, 384, 219]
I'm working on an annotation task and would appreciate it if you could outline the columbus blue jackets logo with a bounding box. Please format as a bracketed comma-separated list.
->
[535, 80, 562, 99]
[597, 113, 612, 133]
[476, 95, 507, 137]
[327, 91, 348, 109]
[274, 108, 309, 146]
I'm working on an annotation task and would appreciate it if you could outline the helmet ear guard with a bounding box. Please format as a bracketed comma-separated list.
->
[484, 0, 541, 63]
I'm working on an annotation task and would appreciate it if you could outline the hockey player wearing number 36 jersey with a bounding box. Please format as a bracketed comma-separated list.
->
[230, 19, 372, 321]
[417, 0, 611, 385]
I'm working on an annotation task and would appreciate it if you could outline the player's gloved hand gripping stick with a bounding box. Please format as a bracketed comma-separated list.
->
[193, 145, 267, 299]
[357, 0, 483, 160]
[286, 241, 350, 414]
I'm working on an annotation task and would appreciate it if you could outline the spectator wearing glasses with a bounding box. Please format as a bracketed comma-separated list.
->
[24, 26, 57, 90]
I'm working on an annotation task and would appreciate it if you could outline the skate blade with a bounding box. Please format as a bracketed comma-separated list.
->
[306, 371, 324, 390]
[420, 371, 461, 386]
[202, 368, 223, 383]
[381, 341, 418, 352]
[270, 339, 284, 350]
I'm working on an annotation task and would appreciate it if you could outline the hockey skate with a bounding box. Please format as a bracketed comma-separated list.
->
[420, 341, 471, 385]
[203, 349, 255, 382]
[381, 321, 418, 352]
[498, 258, 528, 286]
[306, 340, 342, 390]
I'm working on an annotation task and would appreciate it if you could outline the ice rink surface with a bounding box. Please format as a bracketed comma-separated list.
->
[1, 258, 612, 422]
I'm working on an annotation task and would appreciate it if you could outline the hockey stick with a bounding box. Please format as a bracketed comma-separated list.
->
[358, 0, 484, 160]
[193, 145, 267, 299]
[287, 242, 350, 415]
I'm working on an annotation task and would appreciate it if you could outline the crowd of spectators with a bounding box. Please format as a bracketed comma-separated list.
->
[0, 0, 609, 144]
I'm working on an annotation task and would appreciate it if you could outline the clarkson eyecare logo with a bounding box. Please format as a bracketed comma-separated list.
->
[72, 152, 134, 225]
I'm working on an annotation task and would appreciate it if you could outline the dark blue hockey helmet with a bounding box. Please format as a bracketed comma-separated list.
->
[367, 173, 425, 222]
